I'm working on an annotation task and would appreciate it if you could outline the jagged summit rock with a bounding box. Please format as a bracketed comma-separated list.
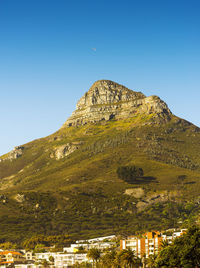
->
[62, 80, 172, 127]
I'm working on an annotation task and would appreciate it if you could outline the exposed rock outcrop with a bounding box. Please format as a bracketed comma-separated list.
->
[14, 194, 25, 203]
[0, 146, 24, 162]
[136, 191, 178, 211]
[125, 188, 145, 198]
[62, 80, 172, 127]
[0, 175, 15, 190]
[51, 142, 83, 160]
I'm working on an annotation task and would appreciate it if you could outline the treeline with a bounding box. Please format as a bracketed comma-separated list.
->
[0, 235, 73, 251]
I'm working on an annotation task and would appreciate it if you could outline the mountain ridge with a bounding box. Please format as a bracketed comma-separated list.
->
[0, 80, 200, 243]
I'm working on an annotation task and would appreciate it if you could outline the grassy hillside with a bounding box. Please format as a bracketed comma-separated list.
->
[0, 114, 200, 244]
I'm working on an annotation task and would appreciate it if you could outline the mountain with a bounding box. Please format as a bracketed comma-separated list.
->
[1, 80, 200, 244]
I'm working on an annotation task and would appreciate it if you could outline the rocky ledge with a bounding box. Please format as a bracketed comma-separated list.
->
[62, 80, 172, 127]
[50, 142, 83, 160]
[0, 146, 24, 162]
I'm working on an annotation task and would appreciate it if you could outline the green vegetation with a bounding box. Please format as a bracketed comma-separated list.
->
[76, 248, 141, 268]
[0, 242, 17, 249]
[0, 115, 200, 243]
[155, 226, 200, 267]
[22, 235, 73, 250]
[117, 166, 143, 183]
[49, 256, 54, 263]
[119, 249, 140, 267]
[87, 248, 101, 267]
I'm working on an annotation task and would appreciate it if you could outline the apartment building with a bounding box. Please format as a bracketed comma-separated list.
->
[120, 229, 186, 258]
[120, 231, 162, 258]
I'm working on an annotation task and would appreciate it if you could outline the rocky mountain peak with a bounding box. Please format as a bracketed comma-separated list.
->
[62, 80, 172, 127]
[76, 80, 146, 109]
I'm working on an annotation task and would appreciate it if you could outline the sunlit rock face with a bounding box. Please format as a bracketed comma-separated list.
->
[62, 80, 172, 127]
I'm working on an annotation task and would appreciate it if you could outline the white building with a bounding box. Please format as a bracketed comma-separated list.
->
[35, 252, 58, 262]
[54, 253, 88, 267]
[63, 241, 115, 253]
[77, 235, 116, 243]
[35, 252, 88, 268]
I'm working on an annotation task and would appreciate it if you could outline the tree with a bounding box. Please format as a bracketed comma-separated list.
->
[40, 259, 50, 268]
[156, 226, 200, 268]
[101, 250, 118, 268]
[0, 242, 17, 249]
[87, 248, 101, 268]
[147, 254, 157, 268]
[141, 254, 147, 268]
[155, 242, 179, 267]
[117, 166, 144, 183]
[177, 175, 187, 188]
[78, 246, 86, 253]
[49, 256, 54, 263]
[22, 234, 72, 250]
[160, 239, 169, 249]
[119, 249, 137, 268]
[112, 251, 123, 268]
[34, 243, 46, 253]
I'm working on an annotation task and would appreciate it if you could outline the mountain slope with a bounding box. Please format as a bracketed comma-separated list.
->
[0, 80, 200, 243]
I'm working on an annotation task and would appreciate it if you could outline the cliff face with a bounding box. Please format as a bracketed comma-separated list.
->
[62, 80, 172, 127]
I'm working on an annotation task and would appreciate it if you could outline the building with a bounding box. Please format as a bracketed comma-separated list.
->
[63, 241, 115, 253]
[161, 229, 186, 244]
[120, 229, 186, 258]
[0, 250, 27, 266]
[120, 231, 162, 258]
[35, 252, 58, 262]
[54, 253, 88, 267]
[35, 252, 88, 268]
[76, 235, 116, 243]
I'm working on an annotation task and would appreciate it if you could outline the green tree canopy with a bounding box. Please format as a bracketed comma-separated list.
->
[147, 254, 157, 268]
[49, 256, 54, 263]
[87, 248, 101, 267]
[23, 234, 72, 250]
[117, 166, 144, 183]
[156, 226, 200, 268]
[0, 242, 17, 250]
[119, 249, 138, 268]
[101, 250, 117, 268]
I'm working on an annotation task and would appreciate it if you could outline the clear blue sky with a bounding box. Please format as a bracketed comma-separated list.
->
[0, 0, 200, 156]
